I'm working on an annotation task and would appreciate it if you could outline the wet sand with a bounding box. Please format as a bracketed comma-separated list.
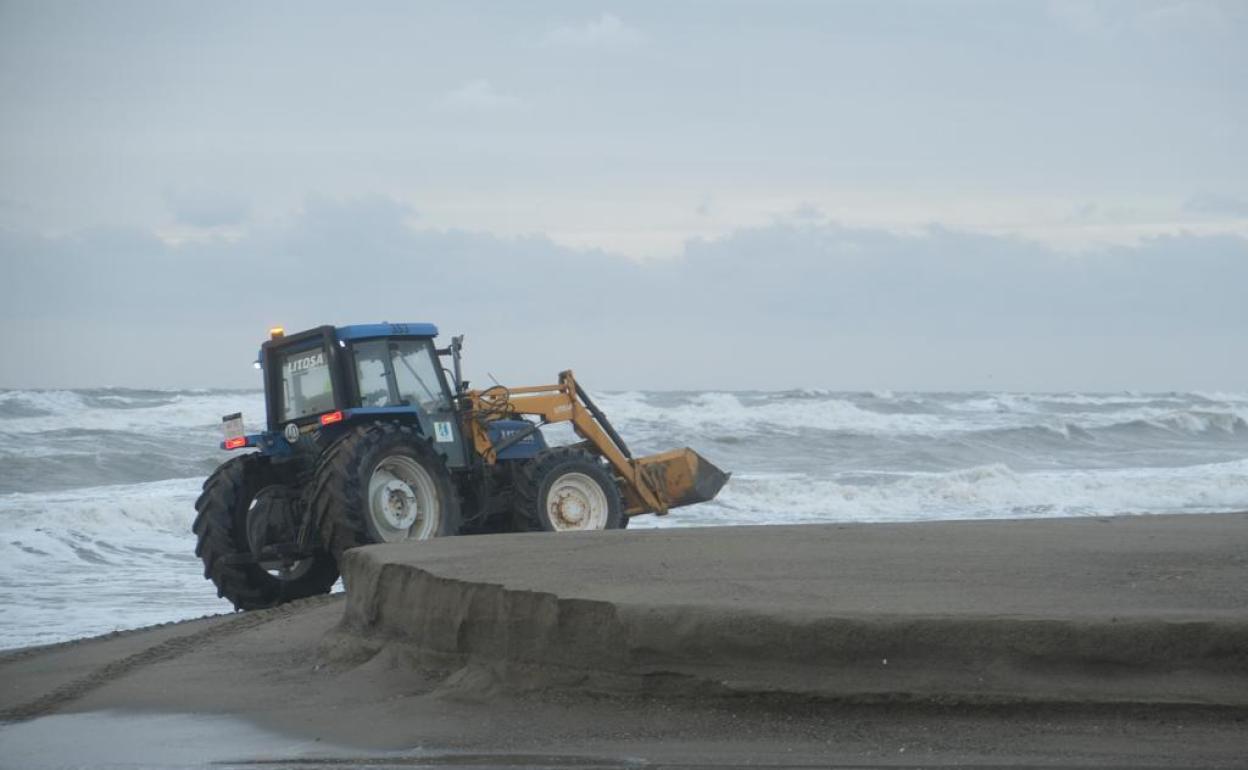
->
[2, 514, 1247, 767]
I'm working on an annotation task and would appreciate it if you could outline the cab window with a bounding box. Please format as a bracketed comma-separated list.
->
[279, 344, 334, 420]
[353, 340, 392, 407]
[352, 339, 449, 413]
[392, 339, 449, 412]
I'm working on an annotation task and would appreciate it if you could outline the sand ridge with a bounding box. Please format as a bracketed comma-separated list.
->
[331, 515, 1248, 707]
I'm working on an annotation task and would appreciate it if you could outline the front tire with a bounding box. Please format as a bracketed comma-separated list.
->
[312, 422, 461, 562]
[513, 448, 625, 532]
[192, 454, 339, 611]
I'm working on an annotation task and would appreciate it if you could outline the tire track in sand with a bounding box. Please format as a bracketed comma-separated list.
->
[0, 594, 339, 722]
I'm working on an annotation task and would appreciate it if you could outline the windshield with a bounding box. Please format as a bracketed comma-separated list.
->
[353, 338, 449, 413]
[279, 344, 335, 421]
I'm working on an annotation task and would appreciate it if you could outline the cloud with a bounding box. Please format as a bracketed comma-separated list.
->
[1184, 192, 1248, 217]
[1134, 0, 1232, 33]
[670, 222, 1246, 335]
[787, 203, 825, 223]
[164, 188, 250, 228]
[695, 195, 712, 218]
[543, 13, 643, 51]
[2, 197, 1245, 390]
[1067, 202, 1100, 223]
[1047, 0, 1108, 35]
[438, 79, 521, 112]
[1047, 0, 1233, 36]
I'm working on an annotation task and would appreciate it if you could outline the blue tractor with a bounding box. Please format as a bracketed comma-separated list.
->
[193, 323, 729, 610]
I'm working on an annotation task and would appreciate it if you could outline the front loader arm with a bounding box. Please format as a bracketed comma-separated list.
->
[467, 371, 672, 515]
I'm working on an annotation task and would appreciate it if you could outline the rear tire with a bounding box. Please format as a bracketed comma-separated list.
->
[513, 448, 624, 532]
[312, 422, 461, 563]
[192, 454, 339, 611]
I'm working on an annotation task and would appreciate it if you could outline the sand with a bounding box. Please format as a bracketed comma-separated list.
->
[2, 513, 1247, 767]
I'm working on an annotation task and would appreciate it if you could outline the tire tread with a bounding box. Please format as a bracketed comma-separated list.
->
[192, 454, 338, 611]
[312, 422, 460, 562]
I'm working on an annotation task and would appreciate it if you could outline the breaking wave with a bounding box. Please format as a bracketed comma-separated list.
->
[592, 390, 1248, 441]
[661, 459, 1248, 528]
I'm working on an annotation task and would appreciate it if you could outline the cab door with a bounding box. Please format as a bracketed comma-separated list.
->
[387, 338, 469, 468]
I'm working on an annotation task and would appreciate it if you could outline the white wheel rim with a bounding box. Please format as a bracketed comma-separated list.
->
[545, 472, 609, 531]
[368, 455, 440, 541]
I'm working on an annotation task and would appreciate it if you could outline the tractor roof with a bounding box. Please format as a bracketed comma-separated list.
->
[335, 323, 438, 341]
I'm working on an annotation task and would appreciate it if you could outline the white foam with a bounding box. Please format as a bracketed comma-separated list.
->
[0, 390, 265, 436]
[1194, 391, 1248, 404]
[1145, 410, 1247, 434]
[942, 393, 1042, 414]
[632, 458, 1248, 528]
[5, 388, 1246, 444]
[595, 391, 1248, 439]
[0, 478, 229, 649]
[595, 391, 955, 436]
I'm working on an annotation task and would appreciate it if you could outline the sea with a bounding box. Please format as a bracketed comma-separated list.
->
[1, 388, 1245, 650]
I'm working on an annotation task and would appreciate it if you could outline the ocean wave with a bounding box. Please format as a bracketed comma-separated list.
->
[939, 393, 1043, 414]
[597, 391, 1248, 441]
[597, 391, 960, 436]
[0, 389, 265, 436]
[969, 409, 1248, 440]
[1099, 410, 1248, 437]
[0, 478, 224, 649]
[1193, 391, 1248, 404]
[1015, 392, 1191, 408]
[6, 387, 1247, 440]
[0, 478, 201, 540]
[633, 459, 1248, 528]
[0, 442, 221, 494]
[0, 390, 87, 419]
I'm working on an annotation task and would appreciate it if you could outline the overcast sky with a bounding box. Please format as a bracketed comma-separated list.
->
[1, 0, 1245, 391]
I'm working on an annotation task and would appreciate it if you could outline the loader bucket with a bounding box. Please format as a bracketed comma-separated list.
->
[635, 448, 730, 512]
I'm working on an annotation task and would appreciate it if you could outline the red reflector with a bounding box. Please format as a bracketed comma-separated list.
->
[224, 437, 247, 450]
[320, 411, 344, 426]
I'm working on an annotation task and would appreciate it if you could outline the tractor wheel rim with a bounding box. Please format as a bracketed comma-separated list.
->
[546, 472, 609, 531]
[248, 494, 315, 581]
[259, 556, 314, 581]
[368, 456, 439, 541]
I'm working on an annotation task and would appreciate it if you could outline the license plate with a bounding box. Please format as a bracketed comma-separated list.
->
[222, 412, 245, 441]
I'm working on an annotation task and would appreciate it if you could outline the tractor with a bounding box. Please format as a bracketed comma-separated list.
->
[192, 323, 729, 610]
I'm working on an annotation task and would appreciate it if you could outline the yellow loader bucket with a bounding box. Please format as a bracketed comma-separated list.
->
[631, 448, 730, 515]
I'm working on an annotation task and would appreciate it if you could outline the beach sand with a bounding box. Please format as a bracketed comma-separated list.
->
[2, 513, 1246, 767]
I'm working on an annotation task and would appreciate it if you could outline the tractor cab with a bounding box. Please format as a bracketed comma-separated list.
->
[239, 323, 471, 467]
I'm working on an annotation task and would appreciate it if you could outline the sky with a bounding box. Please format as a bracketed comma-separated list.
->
[1, 0, 1245, 391]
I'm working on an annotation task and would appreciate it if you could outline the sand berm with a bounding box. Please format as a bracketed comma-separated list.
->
[331, 514, 1248, 707]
